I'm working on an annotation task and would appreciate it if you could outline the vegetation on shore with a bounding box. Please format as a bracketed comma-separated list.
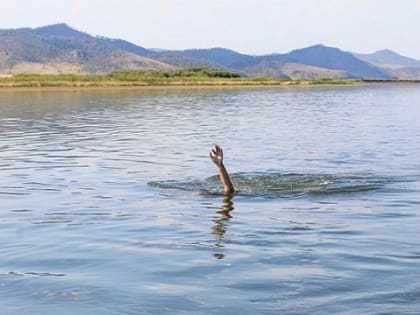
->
[0, 68, 360, 88]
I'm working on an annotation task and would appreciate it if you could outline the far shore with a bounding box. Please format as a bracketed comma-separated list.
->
[0, 79, 360, 89]
[1, 80, 419, 90]
[0, 69, 419, 89]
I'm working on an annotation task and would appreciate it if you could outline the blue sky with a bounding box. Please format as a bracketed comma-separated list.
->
[1, 0, 419, 58]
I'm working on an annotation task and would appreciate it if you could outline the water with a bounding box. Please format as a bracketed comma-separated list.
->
[1, 85, 419, 314]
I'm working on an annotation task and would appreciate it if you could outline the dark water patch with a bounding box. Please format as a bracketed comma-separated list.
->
[32, 220, 74, 225]
[93, 195, 113, 199]
[388, 252, 420, 261]
[28, 188, 62, 192]
[45, 212, 112, 217]
[225, 280, 292, 292]
[1, 271, 66, 277]
[149, 172, 393, 198]
[10, 209, 34, 213]
[0, 191, 31, 196]
[149, 179, 211, 192]
[376, 211, 417, 219]
[0, 186, 26, 189]
[319, 228, 363, 236]
[0, 165, 89, 171]
[22, 181, 50, 186]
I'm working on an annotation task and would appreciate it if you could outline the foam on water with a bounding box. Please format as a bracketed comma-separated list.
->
[149, 172, 396, 198]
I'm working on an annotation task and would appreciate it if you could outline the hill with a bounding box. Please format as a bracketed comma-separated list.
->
[2, 23, 420, 80]
[241, 60, 351, 80]
[260, 45, 391, 79]
[0, 24, 173, 74]
[174, 48, 257, 69]
[379, 66, 420, 80]
[33, 23, 87, 37]
[148, 51, 222, 68]
[353, 49, 420, 68]
[156, 45, 391, 79]
[352, 49, 420, 80]
[148, 47, 259, 70]
[34, 23, 151, 56]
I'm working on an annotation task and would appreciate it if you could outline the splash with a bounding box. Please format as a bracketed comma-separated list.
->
[149, 172, 391, 198]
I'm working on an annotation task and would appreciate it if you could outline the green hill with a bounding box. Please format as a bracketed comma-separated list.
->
[2, 23, 420, 80]
[154, 45, 391, 79]
[0, 24, 173, 74]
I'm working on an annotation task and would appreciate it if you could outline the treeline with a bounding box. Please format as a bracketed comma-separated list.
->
[108, 68, 241, 80]
[0, 68, 250, 87]
[1, 29, 114, 63]
[1, 68, 241, 82]
[0, 68, 360, 87]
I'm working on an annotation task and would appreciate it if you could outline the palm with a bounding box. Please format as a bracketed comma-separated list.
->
[210, 145, 223, 166]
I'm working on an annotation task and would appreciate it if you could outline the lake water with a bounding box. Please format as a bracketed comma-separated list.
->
[1, 85, 420, 314]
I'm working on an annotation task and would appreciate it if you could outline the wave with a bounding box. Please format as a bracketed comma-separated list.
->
[148, 172, 393, 198]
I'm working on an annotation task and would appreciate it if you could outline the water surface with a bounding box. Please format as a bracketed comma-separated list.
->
[1, 85, 420, 314]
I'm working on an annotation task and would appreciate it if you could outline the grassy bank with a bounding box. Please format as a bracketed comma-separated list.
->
[0, 68, 360, 88]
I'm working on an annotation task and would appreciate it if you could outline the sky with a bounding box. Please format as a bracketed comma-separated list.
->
[1, 0, 420, 58]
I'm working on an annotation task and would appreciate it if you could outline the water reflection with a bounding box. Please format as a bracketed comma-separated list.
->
[212, 195, 234, 259]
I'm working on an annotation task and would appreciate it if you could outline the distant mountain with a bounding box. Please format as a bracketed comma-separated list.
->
[150, 51, 221, 69]
[158, 45, 391, 79]
[33, 23, 87, 37]
[383, 67, 420, 80]
[34, 23, 151, 56]
[176, 48, 257, 69]
[353, 49, 420, 68]
[1, 23, 420, 79]
[0, 23, 173, 74]
[103, 38, 150, 56]
[241, 60, 351, 80]
[267, 44, 391, 79]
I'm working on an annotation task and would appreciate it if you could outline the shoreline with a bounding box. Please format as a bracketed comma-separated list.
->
[1, 77, 419, 90]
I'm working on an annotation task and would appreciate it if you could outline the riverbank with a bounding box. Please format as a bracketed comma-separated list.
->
[0, 68, 361, 88]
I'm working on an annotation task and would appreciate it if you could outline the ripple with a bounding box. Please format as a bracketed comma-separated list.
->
[0, 191, 31, 196]
[1, 271, 66, 277]
[28, 188, 62, 192]
[149, 172, 393, 198]
[93, 195, 113, 199]
[32, 220, 74, 225]
[32, 289, 91, 301]
[1, 86, 420, 315]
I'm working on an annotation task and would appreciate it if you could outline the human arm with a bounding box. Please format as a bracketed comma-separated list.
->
[209, 145, 234, 195]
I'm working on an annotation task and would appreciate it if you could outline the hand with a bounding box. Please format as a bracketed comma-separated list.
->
[209, 144, 224, 167]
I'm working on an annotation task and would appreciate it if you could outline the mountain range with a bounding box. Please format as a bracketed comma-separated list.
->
[1, 23, 420, 80]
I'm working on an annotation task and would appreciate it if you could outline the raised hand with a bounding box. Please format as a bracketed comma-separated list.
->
[209, 144, 224, 167]
[209, 144, 234, 195]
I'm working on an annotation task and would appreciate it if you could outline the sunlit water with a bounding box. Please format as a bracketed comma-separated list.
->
[1, 85, 420, 314]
